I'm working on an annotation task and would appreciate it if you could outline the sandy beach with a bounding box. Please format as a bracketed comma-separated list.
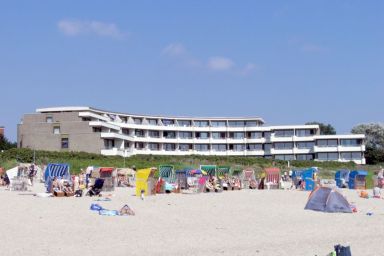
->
[1, 184, 383, 256]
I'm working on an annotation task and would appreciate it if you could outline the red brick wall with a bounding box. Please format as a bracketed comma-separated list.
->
[0, 127, 4, 137]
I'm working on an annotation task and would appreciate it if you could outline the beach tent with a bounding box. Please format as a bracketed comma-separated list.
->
[304, 187, 352, 213]
[348, 170, 368, 190]
[44, 163, 71, 192]
[335, 170, 350, 188]
[135, 168, 157, 196]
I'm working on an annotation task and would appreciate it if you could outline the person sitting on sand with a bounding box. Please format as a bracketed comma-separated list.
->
[119, 204, 135, 216]
[62, 180, 73, 194]
[51, 177, 61, 192]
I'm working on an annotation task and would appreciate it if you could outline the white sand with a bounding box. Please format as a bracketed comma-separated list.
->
[1, 184, 383, 256]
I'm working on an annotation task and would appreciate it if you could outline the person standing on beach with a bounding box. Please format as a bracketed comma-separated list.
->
[85, 166, 93, 188]
[28, 164, 37, 186]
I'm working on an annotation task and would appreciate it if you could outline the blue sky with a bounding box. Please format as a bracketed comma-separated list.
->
[0, 0, 383, 141]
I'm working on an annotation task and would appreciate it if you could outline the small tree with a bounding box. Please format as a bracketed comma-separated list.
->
[0, 135, 17, 151]
[306, 122, 336, 135]
[351, 123, 384, 164]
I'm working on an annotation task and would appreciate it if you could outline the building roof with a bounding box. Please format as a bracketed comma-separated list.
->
[36, 106, 266, 123]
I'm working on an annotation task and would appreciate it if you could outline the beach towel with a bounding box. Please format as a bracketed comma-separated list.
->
[94, 198, 112, 201]
[99, 210, 119, 216]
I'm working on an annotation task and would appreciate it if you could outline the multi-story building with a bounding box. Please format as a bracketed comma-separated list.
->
[17, 107, 366, 164]
[0, 126, 4, 137]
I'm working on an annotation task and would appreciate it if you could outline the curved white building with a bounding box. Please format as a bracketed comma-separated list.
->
[17, 107, 366, 164]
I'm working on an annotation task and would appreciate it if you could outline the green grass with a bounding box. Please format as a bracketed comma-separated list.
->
[0, 148, 381, 188]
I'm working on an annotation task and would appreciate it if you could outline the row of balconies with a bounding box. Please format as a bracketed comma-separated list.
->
[100, 148, 365, 164]
[100, 132, 364, 151]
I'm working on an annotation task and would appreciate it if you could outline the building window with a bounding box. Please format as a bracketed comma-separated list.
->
[264, 132, 272, 139]
[212, 144, 227, 151]
[162, 119, 175, 126]
[124, 141, 130, 148]
[296, 154, 314, 161]
[61, 138, 69, 149]
[245, 121, 258, 127]
[340, 152, 361, 160]
[317, 139, 338, 147]
[148, 130, 160, 138]
[134, 142, 144, 149]
[228, 121, 245, 127]
[178, 120, 191, 127]
[194, 120, 209, 127]
[247, 144, 263, 151]
[93, 127, 102, 133]
[247, 132, 263, 139]
[229, 132, 244, 139]
[317, 152, 339, 160]
[211, 121, 226, 127]
[104, 139, 115, 149]
[274, 142, 294, 150]
[135, 129, 145, 137]
[275, 155, 295, 161]
[195, 144, 209, 151]
[195, 132, 209, 139]
[264, 143, 272, 151]
[179, 144, 192, 151]
[229, 144, 245, 151]
[179, 131, 192, 139]
[53, 126, 60, 135]
[148, 143, 160, 151]
[340, 139, 361, 147]
[147, 119, 157, 125]
[133, 118, 142, 125]
[274, 130, 294, 137]
[296, 142, 315, 149]
[122, 128, 129, 135]
[212, 132, 226, 139]
[46, 116, 53, 123]
[295, 129, 314, 137]
[164, 143, 176, 151]
[163, 131, 176, 138]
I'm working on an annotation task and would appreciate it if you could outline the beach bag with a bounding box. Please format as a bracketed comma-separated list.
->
[90, 203, 104, 211]
[334, 244, 352, 256]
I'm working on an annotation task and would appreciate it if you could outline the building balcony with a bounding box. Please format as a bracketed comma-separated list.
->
[338, 145, 366, 152]
[270, 135, 295, 142]
[313, 146, 338, 152]
[270, 148, 294, 155]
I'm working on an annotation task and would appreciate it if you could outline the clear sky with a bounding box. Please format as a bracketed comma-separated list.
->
[0, 1, 383, 141]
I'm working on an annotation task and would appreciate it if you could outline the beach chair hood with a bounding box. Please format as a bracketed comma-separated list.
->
[44, 163, 71, 186]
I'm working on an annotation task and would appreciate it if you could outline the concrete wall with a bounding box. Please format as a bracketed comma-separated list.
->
[18, 112, 103, 154]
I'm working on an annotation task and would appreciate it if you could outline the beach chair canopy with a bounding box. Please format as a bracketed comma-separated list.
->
[348, 170, 368, 189]
[265, 168, 280, 182]
[44, 163, 71, 186]
[100, 167, 114, 173]
[305, 187, 352, 213]
[335, 170, 350, 188]
[217, 166, 230, 177]
[159, 165, 174, 178]
[200, 165, 216, 176]
[188, 169, 202, 175]
[117, 168, 135, 176]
